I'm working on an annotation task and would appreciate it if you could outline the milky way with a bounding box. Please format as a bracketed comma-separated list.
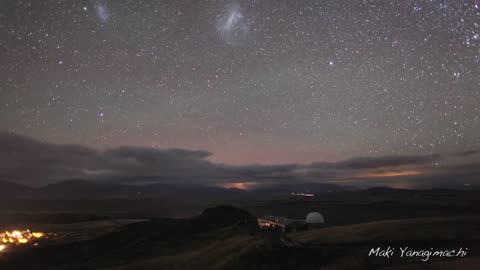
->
[216, 2, 250, 46]
[94, 2, 111, 23]
[0, 0, 478, 167]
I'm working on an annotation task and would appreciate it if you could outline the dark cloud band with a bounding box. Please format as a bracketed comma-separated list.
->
[0, 132, 478, 189]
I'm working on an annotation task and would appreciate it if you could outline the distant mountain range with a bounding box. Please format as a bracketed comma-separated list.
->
[254, 182, 356, 194]
[0, 180, 353, 199]
[0, 179, 477, 200]
[0, 180, 35, 197]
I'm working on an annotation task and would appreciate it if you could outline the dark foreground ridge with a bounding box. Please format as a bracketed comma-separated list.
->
[0, 206, 258, 270]
[1, 206, 479, 270]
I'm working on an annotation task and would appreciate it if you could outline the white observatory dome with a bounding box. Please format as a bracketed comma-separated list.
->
[305, 212, 324, 224]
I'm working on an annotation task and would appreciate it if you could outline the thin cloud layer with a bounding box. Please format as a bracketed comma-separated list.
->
[0, 132, 478, 188]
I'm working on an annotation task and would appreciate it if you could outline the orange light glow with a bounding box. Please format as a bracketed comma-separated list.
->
[356, 170, 423, 178]
[18, 238, 28, 244]
[217, 182, 258, 190]
[32, 232, 44, 238]
[0, 244, 6, 252]
[0, 229, 45, 246]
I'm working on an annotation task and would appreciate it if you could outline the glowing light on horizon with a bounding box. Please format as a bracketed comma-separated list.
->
[356, 170, 424, 178]
[217, 182, 259, 190]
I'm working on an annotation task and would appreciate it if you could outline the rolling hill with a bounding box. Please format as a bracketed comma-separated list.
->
[2, 207, 479, 270]
[0, 181, 33, 198]
[291, 215, 480, 244]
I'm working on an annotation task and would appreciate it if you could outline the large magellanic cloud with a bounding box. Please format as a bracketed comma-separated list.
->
[0, 132, 478, 188]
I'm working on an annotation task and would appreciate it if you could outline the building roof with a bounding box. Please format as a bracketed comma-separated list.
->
[258, 215, 305, 226]
[305, 212, 324, 224]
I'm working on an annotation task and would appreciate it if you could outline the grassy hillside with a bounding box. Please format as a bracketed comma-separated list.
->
[0, 206, 259, 270]
[2, 209, 479, 270]
[292, 216, 480, 244]
[110, 235, 257, 270]
[106, 216, 480, 270]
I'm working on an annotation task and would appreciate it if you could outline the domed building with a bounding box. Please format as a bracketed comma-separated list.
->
[305, 212, 325, 228]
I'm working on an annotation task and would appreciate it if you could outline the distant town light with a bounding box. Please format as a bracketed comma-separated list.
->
[0, 230, 46, 246]
[290, 192, 315, 197]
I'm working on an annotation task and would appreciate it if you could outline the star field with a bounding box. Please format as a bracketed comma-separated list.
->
[0, 0, 479, 165]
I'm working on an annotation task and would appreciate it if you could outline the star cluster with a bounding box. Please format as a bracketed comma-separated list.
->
[0, 0, 478, 165]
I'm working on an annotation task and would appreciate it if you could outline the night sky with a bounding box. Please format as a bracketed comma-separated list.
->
[0, 0, 479, 188]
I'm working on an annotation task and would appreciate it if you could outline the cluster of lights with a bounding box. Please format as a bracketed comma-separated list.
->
[0, 230, 45, 252]
[290, 192, 315, 197]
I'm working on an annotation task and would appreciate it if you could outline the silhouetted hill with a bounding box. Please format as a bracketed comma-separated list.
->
[255, 182, 355, 194]
[0, 180, 253, 200]
[38, 180, 137, 198]
[143, 183, 250, 200]
[0, 206, 258, 270]
[196, 205, 257, 230]
[4, 207, 478, 270]
[0, 180, 33, 198]
[2, 180, 477, 203]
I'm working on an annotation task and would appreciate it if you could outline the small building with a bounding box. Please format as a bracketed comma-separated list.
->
[258, 212, 325, 233]
[257, 215, 307, 233]
[305, 212, 325, 229]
